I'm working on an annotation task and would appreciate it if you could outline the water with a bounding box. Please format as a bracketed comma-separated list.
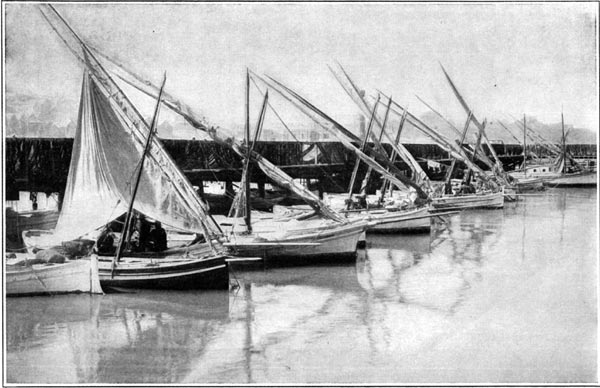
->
[5, 188, 597, 384]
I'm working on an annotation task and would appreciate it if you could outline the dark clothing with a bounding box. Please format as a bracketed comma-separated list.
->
[138, 221, 151, 250]
[444, 182, 453, 195]
[148, 227, 167, 252]
[97, 231, 115, 255]
[461, 183, 476, 194]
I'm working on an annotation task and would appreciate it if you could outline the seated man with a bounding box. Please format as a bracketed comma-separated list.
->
[460, 181, 476, 194]
[148, 221, 168, 252]
[96, 225, 116, 255]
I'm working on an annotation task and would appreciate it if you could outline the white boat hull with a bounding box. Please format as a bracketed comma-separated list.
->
[225, 220, 367, 261]
[431, 190, 504, 211]
[6, 257, 102, 296]
[546, 172, 597, 187]
[355, 206, 431, 233]
[511, 169, 596, 187]
[514, 177, 545, 192]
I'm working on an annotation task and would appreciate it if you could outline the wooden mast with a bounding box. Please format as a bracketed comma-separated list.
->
[360, 96, 393, 194]
[244, 69, 252, 232]
[465, 119, 487, 184]
[444, 111, 473, 189]
[347, 95, 380, 208]
[112, 73, 167, 275]
[379, 104, 408, 202]
[523, 114, 527, 173]
[561, 111, 566, 173]
[230, 88, 269, 227]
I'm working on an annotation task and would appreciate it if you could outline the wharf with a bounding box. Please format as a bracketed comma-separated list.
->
[5, 137, 595, 198]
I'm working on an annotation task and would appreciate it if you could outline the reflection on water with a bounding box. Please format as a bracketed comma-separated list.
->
[5, 188, 597, 383]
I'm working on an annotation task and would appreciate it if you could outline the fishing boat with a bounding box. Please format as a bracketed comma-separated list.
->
[430, 188, 504, 211]
[221, 215, 368, 262]
[214, 71, 368, 263]
[512, 176, 546, 192]
[5, 208, 59, 237]
[96, 249, 229, 290]
[26, 6, 232, 290]
[510, 160, 596, 187]
[509, 113, 597, 187]
[324, 192, 433, 233]
[5, 208, 59, 251]
[6, 254, 102, 297]
[359, 206, 432, 233]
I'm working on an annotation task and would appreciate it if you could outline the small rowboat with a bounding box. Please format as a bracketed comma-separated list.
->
[6, 255, 102, 297]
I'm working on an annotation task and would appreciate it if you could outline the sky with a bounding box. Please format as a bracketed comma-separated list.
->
[4, 2, 599, 135]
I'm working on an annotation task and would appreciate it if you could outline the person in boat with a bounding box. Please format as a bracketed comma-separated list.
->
[356, 194, 368, 209]
[460, 180, 476, 195]
[130, 213, 152, 252]
[474, 174, 485, 192]
[443, 181, 454, 195]
[96, 225, 116, 255]
[148, 221, 168, 252]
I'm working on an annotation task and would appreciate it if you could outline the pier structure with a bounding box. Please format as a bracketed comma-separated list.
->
[5, 137, 596, 201]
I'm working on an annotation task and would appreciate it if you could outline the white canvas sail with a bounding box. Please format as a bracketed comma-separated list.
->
[54, 69, 222, 242]
[80, 44, 346, 222]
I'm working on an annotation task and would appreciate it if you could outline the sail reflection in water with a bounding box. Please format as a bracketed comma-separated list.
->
[6, 292, 229, 384]
[5, 188, 597, 384]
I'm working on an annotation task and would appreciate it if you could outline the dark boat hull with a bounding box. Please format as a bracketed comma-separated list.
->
[97, 254, 230, 290]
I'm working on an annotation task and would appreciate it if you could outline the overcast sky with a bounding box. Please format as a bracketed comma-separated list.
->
[4, 2, 598, 134]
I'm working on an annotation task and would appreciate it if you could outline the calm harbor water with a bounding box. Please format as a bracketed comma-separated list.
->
[5, 187, 597, 384]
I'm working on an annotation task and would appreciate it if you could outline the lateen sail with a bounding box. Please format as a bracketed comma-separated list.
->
[55, 68, 222, 242]
[38, 5, 223, 241]
[329, 64, 431, 189]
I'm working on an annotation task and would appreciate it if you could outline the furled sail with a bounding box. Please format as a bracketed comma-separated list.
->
[376, 94, 490, 179]
[329, 64, 431, 190]
[54, 69, 222, 242]
[251, 73, 438, 199]
[439, 64, 511, 183]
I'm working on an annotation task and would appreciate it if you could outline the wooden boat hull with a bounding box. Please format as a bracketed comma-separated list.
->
[546, 172, 597, 187]
[514, 177, 545, 192]
[225, 220, 367, 262]
[97, 254, 230, 290]
[359, 206, 431, 234]
[511, 170, 597, 187]
[6, 257, 102, 297]
[430, 191, 504, 211]
[22, 230, 230, 290]
[5, 209, 59, 237]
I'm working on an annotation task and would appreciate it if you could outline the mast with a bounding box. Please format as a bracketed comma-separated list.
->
[360, 96, 393, 194]
[249, 72, 424, 198]
[523, 114, 527, 172]
[444, 112, 473, 188]
[439, 63, 509, 184]
[380, 104, 408, 202]
[561, 111, 566, 173]
[112, 73, 167, 272]
[347, 96, 380, 206]
[229, 90, 269, 224]
[330, 64, 431, 192]
[466, 119, 487, 184]
[244, 69, 252, 232]
[416, 94, 495, 170]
